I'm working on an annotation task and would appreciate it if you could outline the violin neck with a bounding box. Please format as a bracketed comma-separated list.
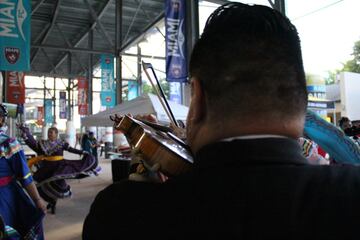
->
[139, 119, 173, 133]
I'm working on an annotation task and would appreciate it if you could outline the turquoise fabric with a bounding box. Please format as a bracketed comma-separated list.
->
[304, 110, 360, 164]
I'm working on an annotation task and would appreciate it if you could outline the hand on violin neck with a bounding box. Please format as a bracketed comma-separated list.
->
[134, 114, 158, 123]
[129, 148, 166, 183]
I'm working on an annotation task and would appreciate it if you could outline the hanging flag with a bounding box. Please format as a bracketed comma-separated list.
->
[78, 77, 88, 115]
[169, 82, 182, 104]
[0, 0, 31, 71]
[165, 0, 187, 83]
[37, 106, 43, 126]
[44, 99, 53, 124]
[5, 71, 25, 103]
[100, 54, 115, 107]
[127, 81, 138, 100]
[59, 91, 67, 119]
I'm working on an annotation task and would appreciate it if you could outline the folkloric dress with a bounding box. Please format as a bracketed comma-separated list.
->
[19, 126, 98, 207]
[0, 131, 44, 239]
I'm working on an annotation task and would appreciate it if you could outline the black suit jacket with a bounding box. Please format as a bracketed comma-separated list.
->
[83, 138, 360, 239]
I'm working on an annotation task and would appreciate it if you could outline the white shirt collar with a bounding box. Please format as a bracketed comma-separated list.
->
[221, 134, 289, 142]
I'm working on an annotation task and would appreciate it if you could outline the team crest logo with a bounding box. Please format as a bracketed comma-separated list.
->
[171, 64, 182, 77]
[5, 48, 20, 64]
[172, 0, 181, 11]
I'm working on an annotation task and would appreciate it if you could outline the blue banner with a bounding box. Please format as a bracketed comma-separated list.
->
[100, 54, 115, 107]
[0, 0, 31, 71]
[165, 0, 187, 82]
[44, 99, 53, 124]
[169, 82, 182, 104]
[128, 81, 138, 100]
[307, 85, 326, 92]
[59, 91, 67, 119]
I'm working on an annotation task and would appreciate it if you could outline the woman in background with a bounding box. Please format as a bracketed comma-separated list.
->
[18, 125, 98, 214]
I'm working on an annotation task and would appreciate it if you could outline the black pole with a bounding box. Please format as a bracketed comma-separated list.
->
[137, 44, 142, 96]
[1, 71, 5, 102]
[67, 53, 72, 120]
[115, 0, 123, 105]
[274, 0, 286, 15]
[183, 0, 199, 106]
[53, 77, 56, 124]
[88, 29, 93, 115]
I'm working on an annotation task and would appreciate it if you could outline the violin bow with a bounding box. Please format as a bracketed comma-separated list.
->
[142, 61, 179, 127]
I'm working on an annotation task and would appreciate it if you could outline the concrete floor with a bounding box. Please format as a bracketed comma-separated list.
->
[43, 157, 113, 240]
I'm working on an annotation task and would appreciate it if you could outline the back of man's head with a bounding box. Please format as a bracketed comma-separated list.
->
[190, 2, 307, 123]
[339, 117, 351, 130]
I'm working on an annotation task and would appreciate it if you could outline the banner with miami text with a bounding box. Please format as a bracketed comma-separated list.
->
[59, 91, 67, 119]
[5, 71, 25, 104]
[165, 0, 187, 83]
[78, 77, 88, 115]
[44, 99, 53, 124]
[0, 0, 31, 71]
[37, 106, 43, 126]
[100, 54, 115, 107]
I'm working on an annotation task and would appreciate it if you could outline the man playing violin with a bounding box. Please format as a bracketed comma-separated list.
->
[83, 2, 360, 239]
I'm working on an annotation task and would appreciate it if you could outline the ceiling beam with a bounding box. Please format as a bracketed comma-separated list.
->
[40, 48, 58, 74]
[51, 0, 113, 73]
[134, 0, 164, 38]
[31, 23, 51, 47]
[31, 0, 46, 15]
[32, 44, 114, 55]
[55, 24, 87, 73]
[83, 0, 114, 47]
[31, 0, 62, 65]
[120, 11, 164, 53]
[27, 71, 84, 79]
[31, 44, 165, 60]
[123, 0, 143, 43]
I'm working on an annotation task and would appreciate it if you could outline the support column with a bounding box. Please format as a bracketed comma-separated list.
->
[1, 71, 4, 102]
[71, 83, 74, 119]
[115, 0, 123, 104]
[183, 0, 199, 106]
[67, 53, 72, 120]
[42, 77, 48, 139]
[273, 0, 286, 15]
[88, 29, 93, 115]
[137, 44, 142, 96]
[53, 77, 56, 125]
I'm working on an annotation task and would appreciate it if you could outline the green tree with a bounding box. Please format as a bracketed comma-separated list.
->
[141, 79, 170, 99]
[342, 40, 360, 73]
[324, 70, 341, 85]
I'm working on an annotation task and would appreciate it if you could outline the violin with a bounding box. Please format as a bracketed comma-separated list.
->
[110, 114, 193, 177]
[110, 61, 194, 177]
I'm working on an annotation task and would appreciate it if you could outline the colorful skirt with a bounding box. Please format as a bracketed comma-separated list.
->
[33, 154, 98, 203]
[0, 181, 44, 240]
